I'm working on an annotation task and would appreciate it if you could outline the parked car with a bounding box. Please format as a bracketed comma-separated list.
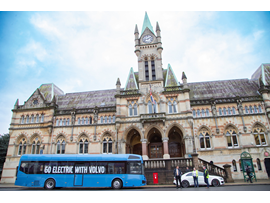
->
[173, 171, 225, 187]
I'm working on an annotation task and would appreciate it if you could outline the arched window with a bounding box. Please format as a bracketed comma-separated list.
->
[168, 101, 172, 113]
[232, 160, 237, 172]
[219, 108, 222, 115]
[134, 104, 138, 116]
[85, 117, 88, 124]
[239, 159, 243, 171]
[173, 101, 177, 113]
[56, 119, 59, 126]
[148, 101, 153, 114]
[193, 110, 196, 117]
[105, 116, 108, 123]
[197, 110, 200, 117]
[103, 136, 113, 154]
[21, 116, 24, 124]
[225, 128, 238, 148]
[257, 158, 262, 170]
[31, 137, 41, 154]
[151, 60, 156, 80]
[228, 107, 231, 115]
[249, 106, 253, 114]
[100, 116, 104, 124]
[56, 137, 66, 154]
[18, 137, 27, 156]
[41, 114, 44, 122]
[145, 60, 149, 81]
[108, 116, 111, 123]
[77, 118, 80, 125]
[31, 115, 34, 123]
[59, 119, 62, 126]
[254, 105, 258, 113]
[245, 106, 249, 114]
[26, 115, 29, 124]
[129, 104, 133, 116]
[223, 108, 227, 115]
[258, 105, 262, 113]
[63, 118, 66, 126]
[113, 116, 116, 123]
[81, 117, 84, 125]
[201, 109, 205, 117]
[36, 114, 39, 123]
[89, 117, 92, 124]
[67, 118, 70, 125]
[79, 137, 89, 154]
[232, 107, 236, 115]
[253, 125, 267, 146]
[198, 128, 211, 150]
[206, 109, 209, 117]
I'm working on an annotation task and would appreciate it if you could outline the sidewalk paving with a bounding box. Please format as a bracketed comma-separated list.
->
[0, 179, 269, 188]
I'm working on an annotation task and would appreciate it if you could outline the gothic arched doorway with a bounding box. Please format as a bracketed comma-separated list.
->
[126, 129, 142, 155]
[168, 127, 185, 157]
[148, 128, 163, 158]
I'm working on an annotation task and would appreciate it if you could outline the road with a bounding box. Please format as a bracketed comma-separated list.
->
[0, 184, 270, 191]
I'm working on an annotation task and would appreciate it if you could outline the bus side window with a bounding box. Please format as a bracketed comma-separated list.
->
[20, 162, 29, 174]
[108, 163, 114, 174]
[115, 162, 125, 174]
[128, 162, 142, 174]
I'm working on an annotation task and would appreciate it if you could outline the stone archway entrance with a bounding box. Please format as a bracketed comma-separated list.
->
[126, 129, 142, 155]
[168, 126, 185, 157]
[147, 128, 163, 158]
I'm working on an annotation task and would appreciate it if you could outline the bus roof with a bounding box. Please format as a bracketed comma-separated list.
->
[19, 154, 143, 162]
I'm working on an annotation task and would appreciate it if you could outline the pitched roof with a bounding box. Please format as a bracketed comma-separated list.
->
[141, 12, 154, 36]
[125, 67, 138, 90]
[56, 89, 118, 110]
[165, 64, 179, 87]
[251, 63, 270, 85]
[39, 83, 64, 101]
[188, 78, 260, 100]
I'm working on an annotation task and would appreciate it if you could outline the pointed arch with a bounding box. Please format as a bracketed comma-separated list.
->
[16, 134, 28, 145]
[196, 125, 213, 136]
[76, 132, 90, 143]
[165, 122, 186, 138]
[251, 122, 267, 132]
[144, 124, 164, 139]
[223, 123, 239, 134]
[29, 133, 42, 143]
[54, 133, 67, 143]
[123, 125, 143, 141]
[145, 91, 160, 103]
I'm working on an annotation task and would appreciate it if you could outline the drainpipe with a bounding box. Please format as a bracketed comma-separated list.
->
[50, 116, 55, 154]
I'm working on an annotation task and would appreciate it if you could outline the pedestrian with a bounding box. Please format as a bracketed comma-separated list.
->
[192, 167, 199, 187]
[246, 165, 253, 183]
[173, 166, 183, 189]
[186, 167, 190, 173]
[203, 166, 209, 188]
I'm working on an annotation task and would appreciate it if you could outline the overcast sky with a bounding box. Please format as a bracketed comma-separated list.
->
[0, 3, 270, 134]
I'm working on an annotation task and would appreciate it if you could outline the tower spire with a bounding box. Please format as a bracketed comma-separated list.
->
[141, 11, 154, 36]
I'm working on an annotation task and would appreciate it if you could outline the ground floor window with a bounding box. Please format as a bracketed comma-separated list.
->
[103, 136, 113, 154]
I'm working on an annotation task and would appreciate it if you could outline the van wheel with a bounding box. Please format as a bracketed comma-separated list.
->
[44, 179, 55, 190]
[212, 179, 220, 187]
[112, 179, 122, 189]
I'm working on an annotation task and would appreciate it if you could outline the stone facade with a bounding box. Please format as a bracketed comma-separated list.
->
[1, 12, 270, 183]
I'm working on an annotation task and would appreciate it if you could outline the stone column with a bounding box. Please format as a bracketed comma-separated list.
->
[191, 153, 199, 169]
[141, 139, 149, 160]
[162, 137, 170, 159]
[223, 164, 234, 183]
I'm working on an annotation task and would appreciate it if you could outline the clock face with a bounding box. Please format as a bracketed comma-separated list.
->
[142, 35, 153, 43]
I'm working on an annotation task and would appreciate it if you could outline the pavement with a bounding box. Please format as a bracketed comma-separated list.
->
[0, 179, 269, 188]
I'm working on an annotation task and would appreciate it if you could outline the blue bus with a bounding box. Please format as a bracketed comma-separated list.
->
[15, 154, 147, 189]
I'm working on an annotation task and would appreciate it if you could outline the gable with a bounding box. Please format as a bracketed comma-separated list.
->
[23, 89, 47, 109]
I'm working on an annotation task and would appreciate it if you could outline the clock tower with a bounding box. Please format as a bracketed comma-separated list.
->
[134, 12, 164, 89]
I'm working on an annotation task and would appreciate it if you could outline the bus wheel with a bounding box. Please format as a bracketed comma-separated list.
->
[44, 179, 55, 190]
[112, 179, 122, 189]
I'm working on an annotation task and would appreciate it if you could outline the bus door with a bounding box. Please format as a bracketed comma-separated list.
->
[74, 163, 87, 186]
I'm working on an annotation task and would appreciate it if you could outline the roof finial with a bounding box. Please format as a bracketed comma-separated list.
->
[141, 11, 154, 36]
